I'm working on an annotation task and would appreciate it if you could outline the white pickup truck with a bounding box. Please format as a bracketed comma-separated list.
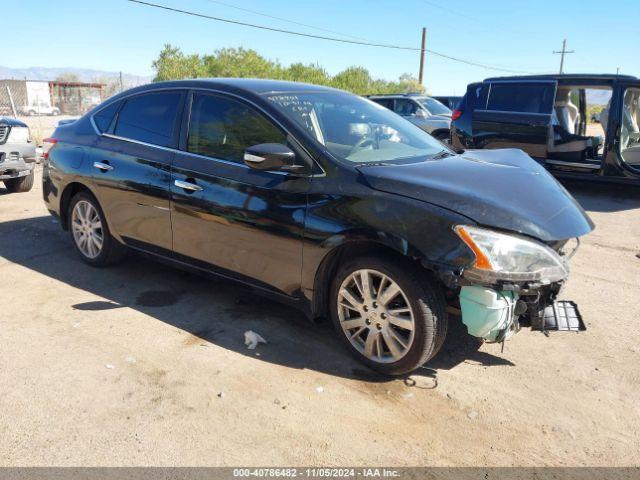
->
[0, 117, 36, 192]
[19, 102, 60, 116]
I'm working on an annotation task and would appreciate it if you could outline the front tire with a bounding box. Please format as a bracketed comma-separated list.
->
[433, 130, 451, 144]
[3, 171, 34, 193]
[68, 191, 126, 266]
[330, 256, 448, 376]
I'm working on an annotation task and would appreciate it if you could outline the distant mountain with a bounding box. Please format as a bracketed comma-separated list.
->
[0, 66, 153, 85]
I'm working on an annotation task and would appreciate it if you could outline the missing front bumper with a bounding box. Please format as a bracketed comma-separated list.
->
[459, 285, 585, 342]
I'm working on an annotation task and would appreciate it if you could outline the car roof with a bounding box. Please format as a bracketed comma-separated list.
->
[483, 73, 638, 83]
[121, 78, 347, 96]
[367, 94, 427, 99]
[0, 117, 28, 127]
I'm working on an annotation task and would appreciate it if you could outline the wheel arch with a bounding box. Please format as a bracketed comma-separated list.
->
[431, 128, 450, 139]
[310, 232, 430, 320]
[59, 181, 98, 231]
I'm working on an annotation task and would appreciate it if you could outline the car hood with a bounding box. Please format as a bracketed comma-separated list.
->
[357, 148, 594, 242]
[0, 117, 28, 127]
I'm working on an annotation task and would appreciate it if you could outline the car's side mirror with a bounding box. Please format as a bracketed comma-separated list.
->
[414, 109, 428, 119]
[244, 143, 298, 172]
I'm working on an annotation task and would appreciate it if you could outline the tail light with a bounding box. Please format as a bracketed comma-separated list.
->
[451, 109, 463, 121]
[42, 137, 57, 160]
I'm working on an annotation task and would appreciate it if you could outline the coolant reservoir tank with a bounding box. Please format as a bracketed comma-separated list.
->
[459, 286, 518, 341]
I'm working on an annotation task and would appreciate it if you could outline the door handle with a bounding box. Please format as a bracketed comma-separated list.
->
[174, 179, 203, 192]
[93, 161, 113, 172]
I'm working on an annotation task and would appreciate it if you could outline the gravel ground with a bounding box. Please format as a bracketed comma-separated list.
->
[0, 167, 639, 466]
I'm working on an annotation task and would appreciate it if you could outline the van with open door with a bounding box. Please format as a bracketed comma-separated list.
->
[451, 74, 640, 185]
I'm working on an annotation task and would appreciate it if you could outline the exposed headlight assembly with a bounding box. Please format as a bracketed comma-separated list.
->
[454, 225, 569, 285]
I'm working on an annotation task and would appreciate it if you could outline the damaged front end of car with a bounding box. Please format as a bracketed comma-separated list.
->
[448, 225, 584, 344]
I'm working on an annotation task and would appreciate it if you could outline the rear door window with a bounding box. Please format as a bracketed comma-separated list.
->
[114, 92, 183, 147]
[487, 82, 555, 114]
[187, 93, 286, 164]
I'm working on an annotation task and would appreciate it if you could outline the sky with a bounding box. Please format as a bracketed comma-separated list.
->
[4, 0, 640, 95]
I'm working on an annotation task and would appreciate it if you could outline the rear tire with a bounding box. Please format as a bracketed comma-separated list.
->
[3, 171, 34, 193]
[329, 255, 448, 376]
[68, 191, 126, 266]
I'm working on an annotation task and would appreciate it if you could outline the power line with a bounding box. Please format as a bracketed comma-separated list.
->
[129, 0, 419, 50]
[425, 48, 535, 74]
[203, 0, 372, 42]
[127, 0, 537, 74]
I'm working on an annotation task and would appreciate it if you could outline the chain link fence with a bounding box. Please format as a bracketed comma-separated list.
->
[0, 76, 148, 144]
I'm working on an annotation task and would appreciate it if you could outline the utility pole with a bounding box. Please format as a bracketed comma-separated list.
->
[418, 27, 426, 85]
[553, 39, 574, 74]
[119, 71, 124, 92]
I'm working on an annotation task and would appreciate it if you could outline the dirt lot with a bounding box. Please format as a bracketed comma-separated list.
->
[1, 167, 639, 466]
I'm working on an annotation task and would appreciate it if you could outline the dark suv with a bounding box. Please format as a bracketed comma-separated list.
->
[451, 74, 640, 185]
[43, 79, 593, 375]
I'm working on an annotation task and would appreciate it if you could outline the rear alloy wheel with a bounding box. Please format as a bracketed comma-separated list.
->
[330, 256, 447, 375]
[68, 191, 125, 266]
[71, 199, 104, 259]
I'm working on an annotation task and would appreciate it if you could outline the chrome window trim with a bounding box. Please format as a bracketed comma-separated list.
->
[90, 86, 325, 177]
[100, 133, 319, 177]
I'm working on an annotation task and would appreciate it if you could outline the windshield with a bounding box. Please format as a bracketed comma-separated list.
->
[417, 97, 452, 116]
[266, 92, 446, 164]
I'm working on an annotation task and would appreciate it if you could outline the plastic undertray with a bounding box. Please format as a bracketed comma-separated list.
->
[533, 300, 586, 332]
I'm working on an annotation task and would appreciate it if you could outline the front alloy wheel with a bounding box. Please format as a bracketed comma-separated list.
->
[330, 256, 448, 375]
[338, 269, 415, 363]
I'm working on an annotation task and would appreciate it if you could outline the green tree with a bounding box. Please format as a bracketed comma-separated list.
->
[204, 47, 278, 78]
[330, 67, 372, 94]
[151, 44, 426, 95]
[152, 44, 206, 81]
[283, 63, 330, 86]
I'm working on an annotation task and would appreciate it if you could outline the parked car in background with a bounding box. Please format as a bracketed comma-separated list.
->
[451, 74, 640, 185]
[19, 102, 60, 116]
[0, 117, 36, 192]
[43, 79, 593, 375]
[432, 96, 463, 110]
[367, 94, 452, 142]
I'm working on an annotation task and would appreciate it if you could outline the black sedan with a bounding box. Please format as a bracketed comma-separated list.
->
[42, 79, 593, 375]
